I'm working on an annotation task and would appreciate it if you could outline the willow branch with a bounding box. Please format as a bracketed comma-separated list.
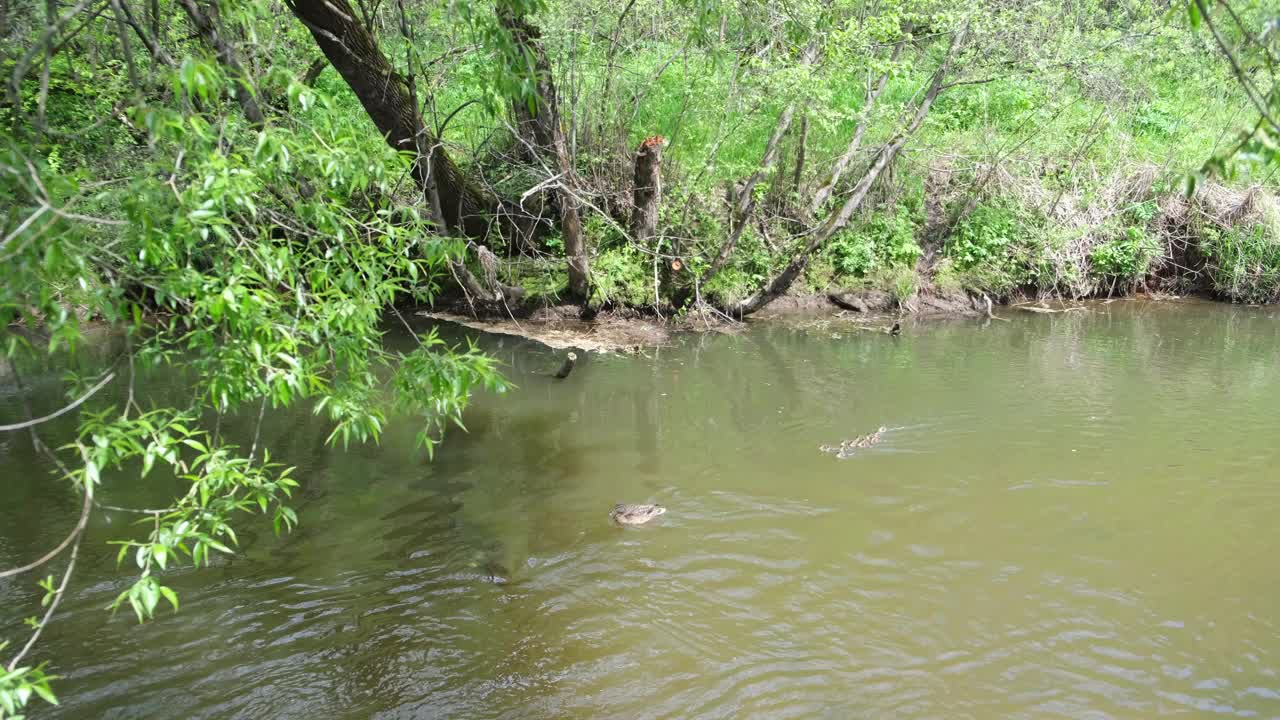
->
[8, 0, 101, 124]
[0, 481, 91, 579]
[0, 371, 116, 432]
[6, 531, 82, 671]
[1195, 0, 1280, 135]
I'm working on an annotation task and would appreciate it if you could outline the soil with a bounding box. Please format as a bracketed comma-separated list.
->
[417, 306, 683, 353]
[417, 287, 1214, 353]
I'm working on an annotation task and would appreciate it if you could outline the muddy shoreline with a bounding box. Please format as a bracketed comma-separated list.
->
[417, 289, 1216, 353]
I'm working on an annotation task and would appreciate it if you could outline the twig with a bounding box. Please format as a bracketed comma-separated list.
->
[0, 371, 116, 432]
[0, 480, 91, 579]
[5, 531, 82, 671]
[1195, 0, 1280, 135]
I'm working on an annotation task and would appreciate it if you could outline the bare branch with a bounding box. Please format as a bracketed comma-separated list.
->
[6, 531, 82, 671]
[0, 480, 91, 579]
[1195, 0, 1280, 136]
[0, 371, 116, 432]
[733, 23, 970, 317]
[810, 36, 906, 215]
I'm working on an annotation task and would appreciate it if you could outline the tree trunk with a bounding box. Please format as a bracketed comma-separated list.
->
[691, 42, 817, 300]
[300, 55, 327, 86]
[112, 0, 168, 64]
[497, 4, 589, 300]
[288, 0, 520, 305]
[176, 0, 265, 129]
[733, 26, 967, 317]
[792, 113, 808, 198]
[632, 135, 665, 291]
[696, 100, 798, 291]
[809, 37, 905, 216]
[632, 136, 662, 242]
[149, 0, 160, 43]
[287, 0, 497, 239]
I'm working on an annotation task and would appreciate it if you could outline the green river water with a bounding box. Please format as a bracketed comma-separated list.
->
[3, 300, 1280, 718]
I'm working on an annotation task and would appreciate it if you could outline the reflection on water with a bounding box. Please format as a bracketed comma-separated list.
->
[4, 300, 1280, 718]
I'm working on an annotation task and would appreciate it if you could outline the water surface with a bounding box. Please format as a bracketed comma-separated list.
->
[4, 300, 1280, 718]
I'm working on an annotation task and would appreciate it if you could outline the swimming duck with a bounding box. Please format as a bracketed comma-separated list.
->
[609, 503, 667, 526]
[841, 427, 887, 451]
[852, 426, 888, 447]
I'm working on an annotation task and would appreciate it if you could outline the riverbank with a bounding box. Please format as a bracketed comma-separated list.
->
[453, 174, 1280, 330]
[419, 289, 1219, 355]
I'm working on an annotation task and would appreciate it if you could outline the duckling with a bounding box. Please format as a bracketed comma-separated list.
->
[866, 426, 888, 445]
[609, 503, 667, 526]
[848, 426, 888, 449]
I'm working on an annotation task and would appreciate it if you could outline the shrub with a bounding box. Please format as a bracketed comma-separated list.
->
[827, 207, 921, 279]
[591, 246, 653, 306]
[1199, 222, 1280, 303]
[949, 203, 1021, 267]
[1090, 226, 1160, 281]
[947, 202, 1043, 293]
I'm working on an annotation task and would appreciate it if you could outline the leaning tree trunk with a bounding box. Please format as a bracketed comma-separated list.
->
[287, 0, 497, 239]
[808, 36, 905, 216]
[497, 4, 590, 300]
[695, 100, 798, 291]
[732, 26, 968, 317]
[177, 0, 265, 128]
[690, 42, 817, 301]
[791, 113, 808, 197]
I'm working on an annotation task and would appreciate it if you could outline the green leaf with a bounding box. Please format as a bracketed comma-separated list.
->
[32, 682, 58, 706]
[207, 539, 233, 555]
[159, 585, 180, 612]
[140, 579, 159, 615]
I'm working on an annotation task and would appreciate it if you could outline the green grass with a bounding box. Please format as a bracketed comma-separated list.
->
[477, 24, 1268, 305]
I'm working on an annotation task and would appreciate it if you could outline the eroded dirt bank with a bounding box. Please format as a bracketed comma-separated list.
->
[418, 290, 1201, 353]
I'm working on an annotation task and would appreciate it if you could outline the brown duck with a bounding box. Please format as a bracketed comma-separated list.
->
[609, 503, 667, 526]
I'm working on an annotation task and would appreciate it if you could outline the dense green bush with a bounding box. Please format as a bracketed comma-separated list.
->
[827, 207, 921, 278]
[591, 246, 653, 306]
[1090, 226, 1160, 282]
[1199, 222, 1280, 303]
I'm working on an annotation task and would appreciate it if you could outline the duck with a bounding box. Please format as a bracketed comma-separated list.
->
[610, 503, 667, 526]
[821, 427, 889, 457]
[848, 426, 888, 449]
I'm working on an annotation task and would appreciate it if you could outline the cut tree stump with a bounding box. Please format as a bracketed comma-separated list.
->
[553, 351, 578, 379]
